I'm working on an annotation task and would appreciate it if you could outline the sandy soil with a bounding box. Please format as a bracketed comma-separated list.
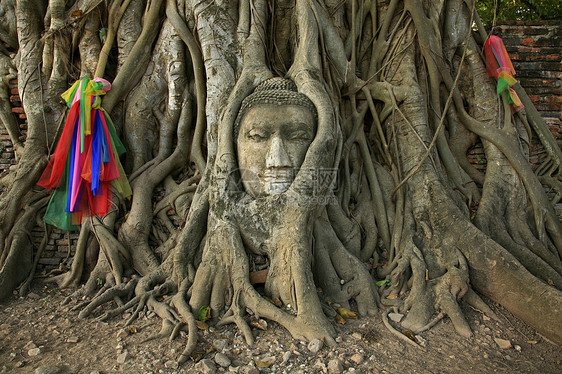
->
[0, 282, 561, 374]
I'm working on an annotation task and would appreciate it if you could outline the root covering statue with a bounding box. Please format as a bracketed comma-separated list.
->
[0, 0, 560, 365]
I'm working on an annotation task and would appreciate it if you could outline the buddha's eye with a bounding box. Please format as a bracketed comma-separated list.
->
[289, 130, 311, 141]
[247, 128, 268, 141]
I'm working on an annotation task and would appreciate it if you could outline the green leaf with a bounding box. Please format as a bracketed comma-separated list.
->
[198, 305, 211, 322]
[337, 307, 358, 319]
[376, 279, 391, 287]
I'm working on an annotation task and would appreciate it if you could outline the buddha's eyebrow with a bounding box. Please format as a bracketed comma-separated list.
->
[286, 121, 315, 130]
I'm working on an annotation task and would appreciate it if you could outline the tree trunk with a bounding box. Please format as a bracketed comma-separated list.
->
[0, 0, 560, 363]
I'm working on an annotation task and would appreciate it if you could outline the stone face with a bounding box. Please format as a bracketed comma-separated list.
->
[236, 78, 317, 198]
[307, 338, 324, 353]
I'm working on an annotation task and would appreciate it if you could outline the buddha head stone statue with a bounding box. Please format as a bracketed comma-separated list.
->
[235, 78, 318, 198]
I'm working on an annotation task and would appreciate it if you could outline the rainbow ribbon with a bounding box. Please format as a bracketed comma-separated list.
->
[38, 78, 132, 230]
[483, 35, 524, 112]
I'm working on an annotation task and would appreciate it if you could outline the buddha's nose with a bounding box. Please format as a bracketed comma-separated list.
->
[266, 136, 291, 169]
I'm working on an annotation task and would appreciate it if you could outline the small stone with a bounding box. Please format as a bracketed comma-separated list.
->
[483, 315, 491, 321]
[15, 362, 25, 368]
[28, 348, 41, 356]
[350, 353, 364, 364]
[328, 359, 344, 373]
[239, 366, 259, 374]
[117, 350, 129, 364]
[197, 359, 217, 374]
[164, 360, 179, 369]
[314, 359, 327, 372]
[35, 365, 61, 374]
[215, 352, 231, 368]
[282, 351, 292, 364]
[9, 353, 16, 359]
[351, 332, 362, 340]
[494, 338, 512, 349]
[307, 338, 323, 353]
[66, 336, 79, 343]
[514, 345, 522, 352]
[213, 339, 228, 351]
[483, 353, 489, 359]
[90, 371, 101, 374]
[228, 366, 239, 372]
[28, 292, 40, 299]
[256, 355, 275, 367]
[388, 313, 404, 323]
[335, 337, 343, 343]
[116, 329, 128, 339]
[24, 341, 37, 350]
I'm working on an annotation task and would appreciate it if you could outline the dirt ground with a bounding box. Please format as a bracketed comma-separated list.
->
[0, 282, 560, 374]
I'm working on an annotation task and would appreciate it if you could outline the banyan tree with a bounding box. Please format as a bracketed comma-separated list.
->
[0, 0, 561, 363]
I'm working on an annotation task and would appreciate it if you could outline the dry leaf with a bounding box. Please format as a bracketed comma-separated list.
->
[255, 358, 274, 368]
[335, 314, 346, 325]
[402, 330, 417, 342]
[71, 10, 83, 18]
[265, 297, 283, 308]
[526, 340, 539, 344]
[337, 307, 358, 319]
[250, 318, 268, 331]
[386, 293, 399, 299]
[127, 325, 138, 334]
[195, 320, 208, 330]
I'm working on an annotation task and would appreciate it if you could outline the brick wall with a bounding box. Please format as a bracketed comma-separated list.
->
[1, 21, 561, 271]
[492, 21, 561, 216]
[0, 79, 26, 174]
[1, 80, 79, 273]
[495, 20, 561, 146]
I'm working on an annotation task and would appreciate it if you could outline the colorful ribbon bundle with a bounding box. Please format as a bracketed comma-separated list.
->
[483, 35, 524, 112]
[38, 78, 132, 230]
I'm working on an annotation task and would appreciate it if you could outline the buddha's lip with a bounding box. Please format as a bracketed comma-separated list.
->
[263, 176, 293, 184]
[263, 168, 293, 178]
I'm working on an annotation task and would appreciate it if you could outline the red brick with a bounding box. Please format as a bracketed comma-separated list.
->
[18, 114, 26, 119]
[9, 88, 18, 95]
[11, 107, 24, 114]
[521, 38, 535, 45]
[517, 46, 533, 53]
[546, 96, 562, 104]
